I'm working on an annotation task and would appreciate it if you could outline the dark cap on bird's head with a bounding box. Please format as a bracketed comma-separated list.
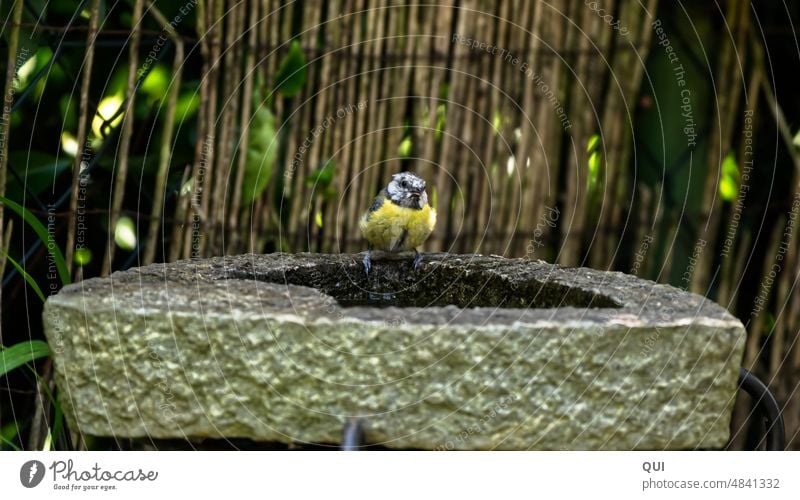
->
[386, 171, 428, 209]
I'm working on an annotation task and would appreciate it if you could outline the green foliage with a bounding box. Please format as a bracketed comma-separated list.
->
[719, 152, 740, 201]
[435, 104, 446, 140]
[305, 159, 334, 186]
[586, 133, 600, 153]
[140, 64, 170, 103]
[586, 134, 602, 193]
[5, 151, 70, 202]
[305, 159, 337, 202]
[588, 151, 601, 182]
[763, 312, 776, 334]
[242, 105, 278, 204]
[0, 340, 50, 376]
[492, 110, 502, 135]
[92, 93, 124, 138]
[273, 40, 308, 98]
[114, 216, 137, 251]
[14, 46, 54, 102]
[59, 95, 78, 130]
[1, 252, 45, 302]
[0, 421, 20, 450]
[174, 88, 200, 122]
[0, 195, 70, 285]
[398, 136, 413, 157]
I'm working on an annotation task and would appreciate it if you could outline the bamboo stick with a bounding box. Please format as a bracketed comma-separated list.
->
[504, 2, 543, 255]
[729, 216, 785, 450]
[208, 0, 244, 255]
[690, 0, 747, 292]
[335, 0, 363, 252]
[143, 2, 185, 265]
[63, 0, 101, 277]
[717, 63, 761, 306]
[419, 0, 453, 204]
[448, 0, 484, 254]
[192, 0, 223, 257]
[173, 0, 211, 261]
[430, 0, 469, 251]
[534, 3, 567, 262]
[287, 0, 324, 251]
[350, 2, 389, 250]
[593, 0, 658, 269]
[0, 0, 24, 320]
[0, 220, 11, 342]
[324, 0, 360, 252]
[228, 0, 260, 254]
[308, 0, 337, 252]
[256, 0, 290, 251]
[103, 0, 144, 276]
[343, 0, 373, 254]
[370, 1, 400, 217]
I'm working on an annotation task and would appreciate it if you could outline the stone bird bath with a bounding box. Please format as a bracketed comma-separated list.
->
[43, 253, 745, 450]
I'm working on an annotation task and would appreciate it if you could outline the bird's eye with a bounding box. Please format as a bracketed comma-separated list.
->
[401, 180, 408, 188]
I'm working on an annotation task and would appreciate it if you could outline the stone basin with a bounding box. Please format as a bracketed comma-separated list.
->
[43, 253, 746, 450]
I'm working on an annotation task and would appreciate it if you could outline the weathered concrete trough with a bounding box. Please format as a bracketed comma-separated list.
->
[43, 253, 745, 449]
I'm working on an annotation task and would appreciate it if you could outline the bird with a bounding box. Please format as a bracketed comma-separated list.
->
[359, 172, 437, 275]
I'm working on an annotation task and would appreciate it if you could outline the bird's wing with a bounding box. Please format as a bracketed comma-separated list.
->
[363, 189, 388, 220]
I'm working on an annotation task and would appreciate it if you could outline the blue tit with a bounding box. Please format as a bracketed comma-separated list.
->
[359, 172, 437, 274]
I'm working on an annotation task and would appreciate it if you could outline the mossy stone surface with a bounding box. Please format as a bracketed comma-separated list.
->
[43, 253, 745, 449]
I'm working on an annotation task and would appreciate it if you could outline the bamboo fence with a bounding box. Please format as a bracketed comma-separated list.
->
[1, 0, 798, 449]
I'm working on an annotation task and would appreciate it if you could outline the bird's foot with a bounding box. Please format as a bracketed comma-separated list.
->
[363, 251, 372, 276]
[413, 250, 423, 271]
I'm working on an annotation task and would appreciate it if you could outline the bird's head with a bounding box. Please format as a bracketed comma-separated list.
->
[387, 172, 428, 209]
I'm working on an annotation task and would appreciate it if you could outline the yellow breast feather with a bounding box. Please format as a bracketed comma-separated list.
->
[359, 198, 436, 252]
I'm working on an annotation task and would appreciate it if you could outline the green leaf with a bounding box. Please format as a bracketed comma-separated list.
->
[305, 159, 334, 187]
[719, 152, 740, 201]
[242, 106, 278, 204]
[50, 396, 63, 450]
[314, 211, 323, 228]
[588, 151, 600, 174]
[1, 252, 45, 302]
[764, 312, 776, 333]
[719, 177, 737, 201]
[92, 93, 124, 137]
[0, 340, 50, 376]
[435, 104, 446, 140]
[0, 421, 19, 450]
[5, 151, 71, 201]
[587, 150, 601, 193]
[587, 134, 600, 153]
[321, 185, 338, 202]
[140, 64, 170, 103]
[0, 195, 70, 285]
[175, 89, 200, 122]
[114, 216, 137, 251]
[273, 40, 308, 98]
[492, 110, 502, 135]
